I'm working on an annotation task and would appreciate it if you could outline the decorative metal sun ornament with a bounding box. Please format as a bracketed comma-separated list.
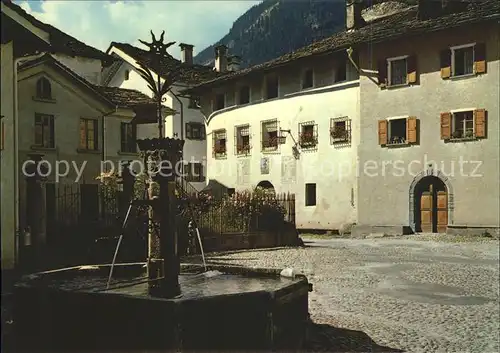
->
[136, 30, 184, 139]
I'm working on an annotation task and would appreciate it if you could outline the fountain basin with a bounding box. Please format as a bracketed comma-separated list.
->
[13, 263, 311, 351]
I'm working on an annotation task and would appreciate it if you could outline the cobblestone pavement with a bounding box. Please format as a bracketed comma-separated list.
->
[205, 237, 500, 353]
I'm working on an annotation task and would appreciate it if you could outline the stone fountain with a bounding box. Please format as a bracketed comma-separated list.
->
[12, 31, 312, 352]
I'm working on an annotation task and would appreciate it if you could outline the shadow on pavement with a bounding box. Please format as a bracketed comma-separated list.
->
[305, 322, 404, 352]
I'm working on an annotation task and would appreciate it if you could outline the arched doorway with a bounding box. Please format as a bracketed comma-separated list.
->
[256, 180, 275, 193]
[413, 176, 448, 233]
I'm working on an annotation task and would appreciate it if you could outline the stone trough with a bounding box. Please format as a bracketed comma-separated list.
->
[13, 263, 311, 351]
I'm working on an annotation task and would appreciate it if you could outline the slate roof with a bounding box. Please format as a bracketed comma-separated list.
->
[2, 0, 112, 62]
[110, 42, 222, 85]
[185, 0, 500, 92]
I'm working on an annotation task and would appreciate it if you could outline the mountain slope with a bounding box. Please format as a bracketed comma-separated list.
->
[194, 0, 345, 68]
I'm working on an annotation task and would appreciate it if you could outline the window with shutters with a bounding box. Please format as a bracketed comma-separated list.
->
[185, 122, 205, 140]
[120, 122, 137, 153]
[235, 124, 251, 155]
[34, 113, 55, 148]
[79, 118, 98, 151]
[378, 116, 418, 147]
[379, 54, 417, 87]
[441, 43, 486, 79]
[213, 129, 227, 158]
[299, 121, 318, 149]
[238, 86, 250, 105]
[261, 119, 279, 151]
[305, 183, 316, 207]
[442, 109, 487, 141]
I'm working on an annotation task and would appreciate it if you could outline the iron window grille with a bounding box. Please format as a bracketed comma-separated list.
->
[235, 124, 251, 155]
[298, 121, 318, 149]
[186, 122, 206, 140]
[213, 129, 227, 158]
[261, 119, 279, 152]
[330, 117, 351, 145]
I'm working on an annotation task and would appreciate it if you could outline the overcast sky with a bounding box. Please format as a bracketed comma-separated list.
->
[18, 0, 262, 59]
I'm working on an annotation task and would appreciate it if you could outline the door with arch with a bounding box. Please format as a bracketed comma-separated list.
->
[415, 176, 448, 233]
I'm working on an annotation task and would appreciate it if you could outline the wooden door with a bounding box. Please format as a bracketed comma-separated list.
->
[420, 192, 433, 233]
[436, 191, 448, 233]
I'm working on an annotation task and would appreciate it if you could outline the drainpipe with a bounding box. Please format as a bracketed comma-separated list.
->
[346, 47, 378, 84]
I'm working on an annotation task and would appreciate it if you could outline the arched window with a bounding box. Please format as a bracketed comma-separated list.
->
[124, 69, 130, 81]
[36, 77, 52, 99]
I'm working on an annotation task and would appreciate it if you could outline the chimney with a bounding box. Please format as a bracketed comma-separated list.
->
[227, 55, 242, 71]
[346, 0, 364, 31]
[179, 43, 194, 65]
[214, 45, 228, 72]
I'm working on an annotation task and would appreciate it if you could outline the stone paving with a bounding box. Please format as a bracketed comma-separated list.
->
[205, 236, 500, 353]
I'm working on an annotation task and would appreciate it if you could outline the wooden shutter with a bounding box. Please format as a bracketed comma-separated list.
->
[474, 109, 486, 138]
[474, 43, 486, 74]
[378, 120, 387, 145]
[406, 116, 418, 143]
[185, 123, 192, 139]
[377, 59, 387, 87]
[407, 55, 417, 84]
[440, 49, 451, 79]
[440, 112, 452, 140]
[93, 120, 98, 150]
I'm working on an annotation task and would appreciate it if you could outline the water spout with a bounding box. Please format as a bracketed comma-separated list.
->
[195, 227, 207, 272]
[106, 203, 133, 289]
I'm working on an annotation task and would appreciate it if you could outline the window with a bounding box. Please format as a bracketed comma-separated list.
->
[214, 93, 225, 111]
[213, 129, 227, 158]
[441, 43, 486, 79]
[388, 57, 408, 86]
[378, 117, 418, 146]
[34, 113, 55, 148]
[440, 109, 486, 141]
[186, 162, 205, 182]
[238, 86, 250, 105]
[124, 69, 130, 81]
[299, 122, 318, 148]
[235, 125, 251, 155]
[305, 183, 316, 206]
[301, 69, 313, 89]
[330, 117, 351, 144]
[79, 118, 98, 150]
[453, 46, 474, 77]
[265, 76, 279, 99]
[261, 119, 278, 151]
[120, 122, 137, 153]
[35, 77, 52, 99]
[186, 122, 206, 140]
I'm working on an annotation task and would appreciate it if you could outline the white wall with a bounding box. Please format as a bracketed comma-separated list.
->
[206, 81, 360, 230]
[1, 41, 17, 269]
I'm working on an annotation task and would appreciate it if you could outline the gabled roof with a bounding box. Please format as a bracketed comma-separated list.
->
[108, 42, 223, 85]
[17, 53, 173, 119]
[184, 0, 500, 93]
[1, 0, 113, 63]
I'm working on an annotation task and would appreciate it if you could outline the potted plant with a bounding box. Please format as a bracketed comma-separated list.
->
[330, 128, 347, 141]
[299, 132, 317, 147]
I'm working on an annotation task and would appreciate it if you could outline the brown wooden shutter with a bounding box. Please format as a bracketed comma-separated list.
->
[440, 49, 451, 79]
[440, 112, 452, 140]
[378, 120, 387, 145]
[406, 116, 418, 143]
[377, 59, 387, 87]
[474, 109, 486, 138]
[79, 119, 86, 148]
[474, 43, 486, 74]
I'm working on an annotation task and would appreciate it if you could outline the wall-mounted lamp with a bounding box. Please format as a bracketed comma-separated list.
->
[278, 129, 290, 144]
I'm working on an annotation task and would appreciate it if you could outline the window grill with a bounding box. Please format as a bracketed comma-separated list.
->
[235, 124, 251, 156]
[330, 117, 351, 145]
[261, 119, 279, 152]
[213, 129, 227, 158]
[298, 121, 318, 149]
